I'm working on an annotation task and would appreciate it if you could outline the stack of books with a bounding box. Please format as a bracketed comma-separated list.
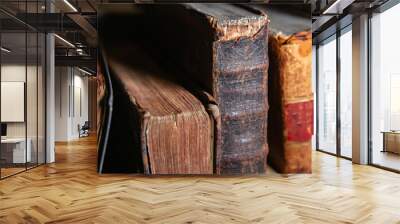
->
[97, 3, 312, 175]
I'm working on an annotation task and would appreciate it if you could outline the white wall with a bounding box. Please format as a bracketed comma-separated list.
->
[55, 66, 70, 141]
[1, 65, 27, 140]
[1, 63, 46, 164]
[1, 64, 26, 123]
[72, 73, 89, 138]
[1, 65, 37, 138]
[55, 66, 89, 141]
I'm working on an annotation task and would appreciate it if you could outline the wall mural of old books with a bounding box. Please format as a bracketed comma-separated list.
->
[96, 3, 313, 175]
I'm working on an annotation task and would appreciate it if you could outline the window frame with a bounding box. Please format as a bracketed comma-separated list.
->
[315, 23, 353, 160]
[367, 0, 400, 173]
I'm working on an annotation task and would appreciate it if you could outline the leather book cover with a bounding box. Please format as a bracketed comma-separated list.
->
[257, 5, 313, 173]
[103, 44, 214, 174]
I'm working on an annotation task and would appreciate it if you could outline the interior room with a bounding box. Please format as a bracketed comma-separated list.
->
[0, 21, 46, 178]
[1, 0, 400, 223]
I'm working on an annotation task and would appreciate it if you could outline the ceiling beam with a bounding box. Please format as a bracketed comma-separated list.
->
[322, 0, 356, 14]
[55, 55, 96, 69]
[13, 13, 82, 32]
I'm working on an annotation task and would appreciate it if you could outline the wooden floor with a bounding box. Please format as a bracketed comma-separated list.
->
[1, 136, 400, 223]
[1, 167, 26, 178]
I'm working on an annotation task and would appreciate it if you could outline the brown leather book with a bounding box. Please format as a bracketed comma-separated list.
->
[101, 43, 214, 174]
[131, 4, 270, 175]
[254, 5, 313, 173]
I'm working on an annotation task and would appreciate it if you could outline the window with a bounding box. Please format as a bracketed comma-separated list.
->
[312, 45, 317, 150]
[0, 1, 47, 179]
[317, 36, 337, 154]
[316, 24, 353, 159]
[340, 27, 352, 158]
[370, 3, 400, 171]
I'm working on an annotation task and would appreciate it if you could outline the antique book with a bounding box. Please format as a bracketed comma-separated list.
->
[253, 5, 313, 173]
[98, 35, 214, 174]
[131, 4, 270, 175]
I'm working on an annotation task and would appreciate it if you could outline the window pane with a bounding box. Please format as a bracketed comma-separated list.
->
[1, 31, 28, 177]
[38, 32, 45, 165]
[371, 4, 400, 171]
[340, 28, 352, 158]
[27, 31, 38, 169]
[318, 36, 337, 154]
[312, 45, 317, 150]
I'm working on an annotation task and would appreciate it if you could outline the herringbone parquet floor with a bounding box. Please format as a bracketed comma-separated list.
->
[1, 136, 400, 224]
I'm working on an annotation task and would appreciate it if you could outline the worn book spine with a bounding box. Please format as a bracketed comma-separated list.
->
[213, 22, 269, 175]
[106, 51, 214, 175]
[268, 31, 313, 173]
[139, 110, 213, 174]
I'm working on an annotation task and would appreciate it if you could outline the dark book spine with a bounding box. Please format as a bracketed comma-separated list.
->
[213, 26, 269, 175]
